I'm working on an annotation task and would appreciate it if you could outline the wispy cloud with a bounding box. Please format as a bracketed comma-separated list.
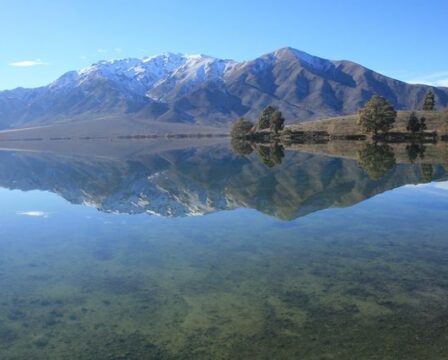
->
[79, 55, 87, 60]
[114, 47, 122, 53]
[97, 49, 107, 53]
[407, 71, 448, 87]
[8, 59, 48, 67]
[17, 211, 49, 218]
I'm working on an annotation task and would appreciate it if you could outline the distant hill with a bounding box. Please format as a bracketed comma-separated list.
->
[1, 47, 448, 130]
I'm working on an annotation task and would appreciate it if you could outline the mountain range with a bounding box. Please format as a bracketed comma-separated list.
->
[1, 47, 448, 130]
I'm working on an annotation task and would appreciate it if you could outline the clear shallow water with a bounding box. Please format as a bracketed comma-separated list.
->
[1, 145, 448, 359]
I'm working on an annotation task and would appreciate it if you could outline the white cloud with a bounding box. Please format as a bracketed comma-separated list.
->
[407, 71, 448, 87]
[17, 211, 49, 218]
[79, 55, 87, 60]
[8, 59, 48, 67]
[97, 49, 107, 53]
[114, 47, 122, 53]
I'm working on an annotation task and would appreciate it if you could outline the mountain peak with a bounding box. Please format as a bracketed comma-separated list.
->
[273, 47, 332, 71]
[142, 52, 185, 63]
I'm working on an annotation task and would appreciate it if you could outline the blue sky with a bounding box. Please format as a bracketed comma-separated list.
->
[1, 0, 447, 90]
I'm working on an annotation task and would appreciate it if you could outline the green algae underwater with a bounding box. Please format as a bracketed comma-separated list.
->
[1, 147, 448, 359]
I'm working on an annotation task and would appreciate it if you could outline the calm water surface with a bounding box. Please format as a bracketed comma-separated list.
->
[1, 144, 448, 359]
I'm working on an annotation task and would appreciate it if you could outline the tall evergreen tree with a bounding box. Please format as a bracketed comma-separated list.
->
[358, 96, 397, 136]
[422, 90, 435, 111]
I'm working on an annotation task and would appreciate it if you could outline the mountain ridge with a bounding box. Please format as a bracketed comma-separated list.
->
[1, 47, 447, 130]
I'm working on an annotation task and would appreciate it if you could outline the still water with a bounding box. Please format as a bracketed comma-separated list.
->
[1, 142, 448, 359]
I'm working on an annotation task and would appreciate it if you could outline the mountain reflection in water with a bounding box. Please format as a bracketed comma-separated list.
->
[0, 142, 446, 220]
[1, 141, 448, 359]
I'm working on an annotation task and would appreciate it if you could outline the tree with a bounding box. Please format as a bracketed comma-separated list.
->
[358, 96, 397, 136]
[230, 118, 254, 139]
[257, 106, 277, 131]
[357, 143, 396, 180]
[422, 90, 435, 111]
[256, 106, 285, 134]
[270, 110, 285, 134]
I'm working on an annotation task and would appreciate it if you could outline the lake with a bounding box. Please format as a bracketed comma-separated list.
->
[1, 141, 448, 359]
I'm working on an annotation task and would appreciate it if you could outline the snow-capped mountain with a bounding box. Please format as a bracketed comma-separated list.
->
[49, 52, 236, 99]
[1, 47, 447, 130]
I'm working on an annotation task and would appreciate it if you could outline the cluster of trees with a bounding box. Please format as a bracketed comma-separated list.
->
[230, 106, 285, 139]
[256, 106, 285, 134]
[233, 91, 438, 140]
[230, 106, 286, 168]
[358, 90, 436, 137]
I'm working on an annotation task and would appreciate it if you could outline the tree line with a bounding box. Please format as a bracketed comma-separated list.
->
[230, 106, 285, 139]
[358, 90, 436, 137]
[232, 90, 438, 140]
